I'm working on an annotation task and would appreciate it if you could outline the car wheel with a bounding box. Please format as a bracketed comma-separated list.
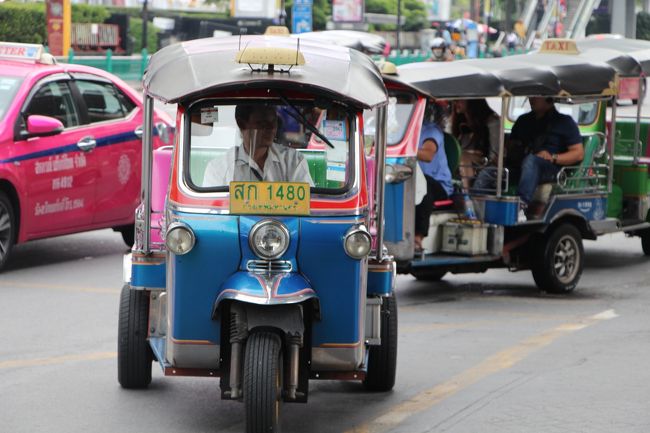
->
[118, 224, 135, 248]
[532, 224, 583, 294]
[364, 292, 398, 392]
[0, 191, 16, 271]
[117, 284, 153, 388]
[244, 331, 283, 433]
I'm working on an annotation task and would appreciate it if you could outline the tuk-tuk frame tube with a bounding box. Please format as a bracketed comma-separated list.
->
[609, 95, 617, 194]
[140, 94, 155, 254]
[374, 105, 388, 262]
[496, 96, 509, 198]
[634, 76, 644, 164]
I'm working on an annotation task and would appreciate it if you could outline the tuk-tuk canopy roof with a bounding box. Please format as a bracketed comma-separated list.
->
[143, 35, 387, 108]
[393, 50, 617, 99]
[577, 36, 650, 76]
[290, 30, 387, 55]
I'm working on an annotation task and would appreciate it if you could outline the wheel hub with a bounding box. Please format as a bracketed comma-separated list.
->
[553, 235, 579, 284]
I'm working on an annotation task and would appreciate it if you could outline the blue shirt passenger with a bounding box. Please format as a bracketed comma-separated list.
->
[418, 121, 453, 196]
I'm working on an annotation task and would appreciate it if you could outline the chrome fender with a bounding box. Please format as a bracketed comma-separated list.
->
[213, 271, 320, 318]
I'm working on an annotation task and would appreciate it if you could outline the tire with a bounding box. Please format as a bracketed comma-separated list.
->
[244, 331, 283, 433]
[411, 269, 446, 281]
[641, 230, 650, 256]
[118, 284, 153, 388]
[364, 293, 398, 392]
[0, 191, 16, 272]
[119, 224, 135, 248]
[532, 224, 583, 294]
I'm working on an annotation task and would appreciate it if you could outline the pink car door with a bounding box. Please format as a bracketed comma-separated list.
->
[70, 77, 141, 227]
[14, 78, 97, 237]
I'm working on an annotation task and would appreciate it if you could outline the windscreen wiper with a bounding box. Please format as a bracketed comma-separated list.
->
[277, 93, 335, 149]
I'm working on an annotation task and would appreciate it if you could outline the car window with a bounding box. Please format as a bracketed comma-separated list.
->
[75, 80, 133, 123]
[25, 81, 79, 128]
[0, 76, 23, 121]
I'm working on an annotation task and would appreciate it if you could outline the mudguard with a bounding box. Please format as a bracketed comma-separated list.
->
[213, 271, 319, 317]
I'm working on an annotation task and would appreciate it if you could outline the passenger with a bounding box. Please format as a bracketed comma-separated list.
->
[203, 104, 314, 186]
[414, 101, 454, 252]
[450, 99, 500, 189]
[514, 97, 583, 218]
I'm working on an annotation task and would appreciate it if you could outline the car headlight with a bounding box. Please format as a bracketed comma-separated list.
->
[344, 226, 371, 259]
[249, 220, 290, 260]
[165, 222, 195, 255]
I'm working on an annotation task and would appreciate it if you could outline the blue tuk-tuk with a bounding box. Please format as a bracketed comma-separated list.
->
[372, 39, 620, 293]
[117, 35, 396, 432]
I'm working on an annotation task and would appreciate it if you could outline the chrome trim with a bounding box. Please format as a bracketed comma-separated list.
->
[165, 222, 196, 255]
[608, 96, 616, 193]
[139, 94, 155, 254]
[374, 105, 387, 262]
[246, 260, 293, 273]
[249, 219, 290, 260]
[122, 253, 132, 283]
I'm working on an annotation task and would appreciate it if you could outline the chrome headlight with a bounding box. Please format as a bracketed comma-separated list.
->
[165, 222, 195, 255]
[249, 220, 290, 260]
[344, 226, 371, 259]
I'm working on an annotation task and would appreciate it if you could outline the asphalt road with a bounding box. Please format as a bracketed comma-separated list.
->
[1, 229, 649, 433]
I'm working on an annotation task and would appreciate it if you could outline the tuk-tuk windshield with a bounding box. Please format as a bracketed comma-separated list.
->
[186, 101, 353, 192]
[508, 96, 600, 125]
[363, 92, 416, 146]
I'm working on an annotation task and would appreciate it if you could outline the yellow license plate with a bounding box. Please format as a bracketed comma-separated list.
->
[230, 182, 310, 216]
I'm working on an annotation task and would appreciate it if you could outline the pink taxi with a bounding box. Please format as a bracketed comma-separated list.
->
[0, 42, 173, 270]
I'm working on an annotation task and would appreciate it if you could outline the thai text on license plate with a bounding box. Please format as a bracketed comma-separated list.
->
[229, 182, 310, 215]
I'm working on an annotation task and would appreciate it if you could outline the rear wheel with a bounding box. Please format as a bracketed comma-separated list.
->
[411, 269, 446, 282]
[0, 191, 16, 271]
[364, 292, 398, 391]
[532, 224, 583, 294]
[117, 284, 153, 388]
[641, 230, 650, 256]
[244, 331, 283, 433]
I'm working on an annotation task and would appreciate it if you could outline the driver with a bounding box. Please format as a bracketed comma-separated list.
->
[203, 104, 314, 186]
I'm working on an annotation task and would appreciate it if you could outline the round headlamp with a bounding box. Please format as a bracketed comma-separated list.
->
[344, 226, 371, 259]
[249, 220, 290, 260]
[165, 222, 195, 255]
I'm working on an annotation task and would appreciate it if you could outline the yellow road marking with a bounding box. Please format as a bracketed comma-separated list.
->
[0, 352, 116, 370]
[0, 280, 119, 294]
[347, 309, 618, 433]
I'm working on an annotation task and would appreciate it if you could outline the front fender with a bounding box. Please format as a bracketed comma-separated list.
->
[214, 271, 319, 317]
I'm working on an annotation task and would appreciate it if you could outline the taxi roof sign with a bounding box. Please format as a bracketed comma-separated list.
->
[265, 26, 291, 36]
[236, 47, 305, 67]
[540, 39, 580, 55]
[0, 42, 44, 61]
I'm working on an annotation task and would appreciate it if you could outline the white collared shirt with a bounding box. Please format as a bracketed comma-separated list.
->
[202, 143, 314, 187]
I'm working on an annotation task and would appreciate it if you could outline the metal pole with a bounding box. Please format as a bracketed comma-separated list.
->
[375, 105, 388, 262]
[142, 0, 148, 52]
[608, 96, 617, 194]
[496, 96, 508, 198]
[634, 76, 644, 164]
[396, 0, 401, 52]
[141, 94, 154, 253]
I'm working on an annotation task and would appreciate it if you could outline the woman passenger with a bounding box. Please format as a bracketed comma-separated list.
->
[450, 99, 500, 189]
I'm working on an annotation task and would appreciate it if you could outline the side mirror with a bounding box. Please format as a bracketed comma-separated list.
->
[25, 115, 64, 138]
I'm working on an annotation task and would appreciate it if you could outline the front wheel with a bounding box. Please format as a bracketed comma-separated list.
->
[117, 284, 153, 388]
[364, 293, 398, 391]
[244, 331, 283, 433]
[532, 224, 583, 294]
[0, 191, 16, 271]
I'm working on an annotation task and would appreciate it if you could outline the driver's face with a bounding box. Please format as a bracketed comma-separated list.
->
[242, 108, 278, 149]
